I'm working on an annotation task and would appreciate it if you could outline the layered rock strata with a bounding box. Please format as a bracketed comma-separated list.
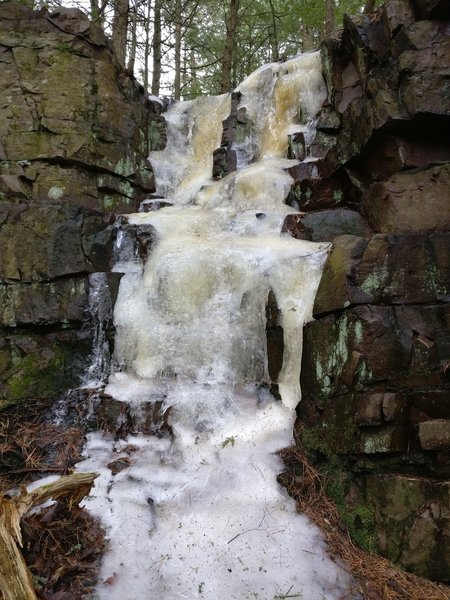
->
[1, 0, 449, 585]
[295, 0, 450, 581]
[0, 2, 165, 411]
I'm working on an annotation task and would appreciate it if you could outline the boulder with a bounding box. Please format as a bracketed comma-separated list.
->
[409, 391, 450, 423]
[0, 330, 91, 411]
[302, 303, 449, 432]
[396, 21, 450, 116]
[299, 2, 450, 582]
[382, 0, 415, 34]
[419, 420, 450, 450]
[299, 209, 372, 242]
[361, 165, 450, 234]
[351, 130, 450, 182]
[288, 167, 362, 211]
[0, 278, 87, 326]
[411, 0, 450, 18]
[302, 306, 410, 407]
[314, 232, 450, 314]
[313, 235, 369, 314]
[365, 475, 450, 580]
[354, 233, 450, 304]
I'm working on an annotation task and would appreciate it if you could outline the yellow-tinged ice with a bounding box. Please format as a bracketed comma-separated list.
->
[236, 52, 327, 160]
[150, 94, 231, 204]
[77, 51, 355, 600]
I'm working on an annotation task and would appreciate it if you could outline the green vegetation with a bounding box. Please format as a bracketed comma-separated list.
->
[300, 427, 377, 553]
[324, 458, 377, 553]
[56, 41, 72, 52]
[28, 0, 383, 98]
[1, 347, 70, 412]
[221, 436, 236, 448]
[148, 120, 163, 152]
[274, 586, 302, 599]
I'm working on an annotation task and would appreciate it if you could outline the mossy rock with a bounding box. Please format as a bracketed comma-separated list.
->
[299, 426, 377, 553]
[1, 349, 66, 411]
[365, 474, 450, 580]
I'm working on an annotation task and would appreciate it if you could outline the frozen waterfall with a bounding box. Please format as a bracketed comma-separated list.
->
[77, 52, 356, 599]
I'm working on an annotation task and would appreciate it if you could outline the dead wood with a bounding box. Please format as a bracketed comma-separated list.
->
[0, 472, 98, 600]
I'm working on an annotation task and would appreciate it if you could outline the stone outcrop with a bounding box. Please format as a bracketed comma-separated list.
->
[294, 0, 450, 582]
[0, 0, 449, 586]
[0, 2, 166, 411]
[0, 3, 165, 212]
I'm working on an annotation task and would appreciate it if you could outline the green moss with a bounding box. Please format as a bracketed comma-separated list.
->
[314, 315, 350, 400]
[301, 421, 376, 552]
[288, 135, 304, 160]
[312, 315, 371, 403]
[290, 185, 302, 204]
[118, 180, 134, 198]
[56, 41, 72, 52]
[332, 188, 343, 203]
[102, 196, 116, 210]
[115, 156, 135, 178]
[148, 121, 165, 152]
[1, 348, 69, 411]
[303, 186, 312, 201]
[340, 501, 377, 553]
[301, 425, 333, 459]
[301, 398, 356, 458]
[425, 263, 447, 298]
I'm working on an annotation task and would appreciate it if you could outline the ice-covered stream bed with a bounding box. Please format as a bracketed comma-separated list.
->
[76, 52, 356, 599]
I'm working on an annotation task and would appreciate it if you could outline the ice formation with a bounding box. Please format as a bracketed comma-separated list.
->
[77, 52, 356, 599]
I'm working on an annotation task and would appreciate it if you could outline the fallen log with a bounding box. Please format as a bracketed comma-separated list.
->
[0, 472, 98, 600]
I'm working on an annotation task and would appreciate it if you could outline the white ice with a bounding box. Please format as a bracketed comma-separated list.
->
[77, 51, 357, 600]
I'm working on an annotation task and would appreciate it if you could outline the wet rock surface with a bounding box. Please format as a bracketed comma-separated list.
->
[0, 2, 166, 412]
[0, 3, 166, 213]
[0, 0, 449, 586]
[296, 0, 450, 581]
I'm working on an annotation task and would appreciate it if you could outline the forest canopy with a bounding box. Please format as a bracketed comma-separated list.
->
[23, 0, 380, 98]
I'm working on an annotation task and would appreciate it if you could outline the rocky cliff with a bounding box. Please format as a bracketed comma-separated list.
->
[0, 0, 449, 587]
[0, 2, 165, 413]
[295, 0, 450, 581]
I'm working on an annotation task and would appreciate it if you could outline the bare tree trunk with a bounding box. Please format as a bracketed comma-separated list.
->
[268, 0, 279, 61]
[90, 0, 100, 21]
[127, 0, 138, 73]
[363, 0, 376, 13]
[188, 45, 199, 96]
[221, 0, 239, 93]
[174, 0, 182, 99]
[182, 38, 188, 94]
[98, 0, 109, 28]
[151, 0, 162, 96]
[300, 23, 313, 51]
[112, 0, 129, 67]
[325, 0, 335, 37]
[143, 0, 152, 89]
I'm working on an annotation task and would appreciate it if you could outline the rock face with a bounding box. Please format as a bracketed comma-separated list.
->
[0, 2, 166, 411]
[0, 2, 165, 212]
[296, 0, 450, 582]
[1, 0, 449, 586]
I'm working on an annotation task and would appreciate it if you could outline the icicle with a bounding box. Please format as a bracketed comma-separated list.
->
[84, 273, 114, 386]
[77, 52, 356, 600]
